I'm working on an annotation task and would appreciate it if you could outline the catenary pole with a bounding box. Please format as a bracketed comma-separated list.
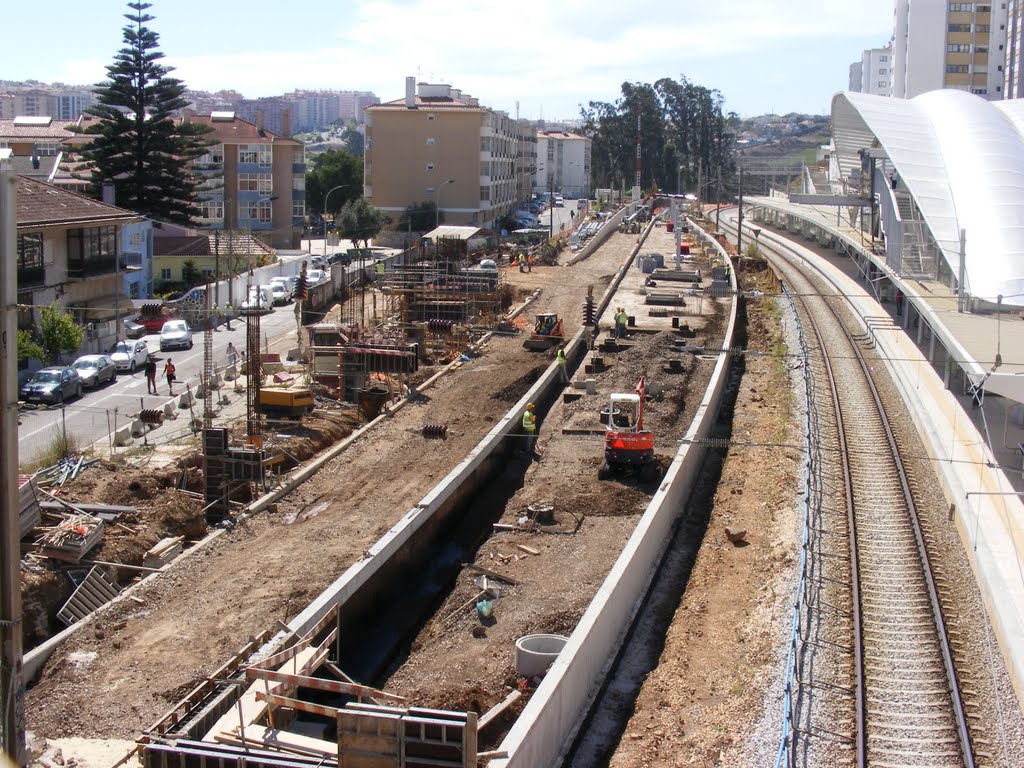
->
[0, 157, 26, 765]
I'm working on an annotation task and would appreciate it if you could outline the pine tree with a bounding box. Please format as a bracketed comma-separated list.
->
[70, 2, 212, 224]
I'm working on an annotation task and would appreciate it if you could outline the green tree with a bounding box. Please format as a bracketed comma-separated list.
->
[17, 329, 45, 365]
[69, 2, 212, 224]
[339, 198, 389, 248]
[305, 149, 363, 219]
[396, 201, 438, 233]
[38, 304, 84, 364]
[181, 259, 200, 287]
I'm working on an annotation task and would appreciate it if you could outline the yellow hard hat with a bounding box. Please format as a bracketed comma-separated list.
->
[526, 403, 535, 410]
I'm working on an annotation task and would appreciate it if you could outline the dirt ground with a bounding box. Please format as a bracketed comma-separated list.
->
[607, 269, 802, 767]
[23, 227, 646, 744]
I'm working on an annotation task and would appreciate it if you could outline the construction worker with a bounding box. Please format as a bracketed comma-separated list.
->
[518, 253, 526, 273]
[522, 403, 538, 454]
[526, 253, 533, 273]
[615, 307, 628, 339]
[555, 346, 569, 384]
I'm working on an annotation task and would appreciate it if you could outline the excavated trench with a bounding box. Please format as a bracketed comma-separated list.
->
[563, 293, 749, 767]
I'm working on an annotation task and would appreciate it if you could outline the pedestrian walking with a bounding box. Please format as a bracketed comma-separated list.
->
[144, 357, 157, 394]
[556, 346, 569, 384]
[895, 289, 905, 317]
[521, 403, 538, 455]
[226, 341, 238, 369]
[163, 358, 176, 396]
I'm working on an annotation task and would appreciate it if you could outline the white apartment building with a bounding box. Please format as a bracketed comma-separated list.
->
[849, 61, 864, 91]
[891, 0, 1008, 99]
[1005, 0, 1024, 96]
[536, 130, 591, 200]
[860, 47, 893, 95]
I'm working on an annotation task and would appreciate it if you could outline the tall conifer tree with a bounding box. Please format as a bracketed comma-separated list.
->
[71, 2, 211, 224]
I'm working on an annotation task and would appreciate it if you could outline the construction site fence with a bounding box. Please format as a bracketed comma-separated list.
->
[491, 214, 740, 768]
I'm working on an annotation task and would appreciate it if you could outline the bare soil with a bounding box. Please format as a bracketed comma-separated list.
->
[23, 228, 644, 742]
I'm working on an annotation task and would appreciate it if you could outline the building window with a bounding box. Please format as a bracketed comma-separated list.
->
[948, 2, 973, 9]
[129, 282, 140, 299]
[67, 225, 119, 278]
[17, 233, 45, 286]
[239, 143, 272, 168]
[199, 200, 224, 220]
[245, 200, 272, 223]
[978, 24, 991, 32]
[946, 64, 970, 72]
[426, 137, 435, 146]
[977, 4, 992, 10]
[34, 142, 60, 156]
[195, 144, 224, 166]
[971, 87, 989, 93]
[426, 163, 434, 171]
[427, 113, 435, 120]
[947, 43, 971, 52]
[239, 173, 273, 193]
[949, 23, 972, 31]
[879, 55, 889, 61]
[161, 268, 172, 280]
[293, 200, 305, 218]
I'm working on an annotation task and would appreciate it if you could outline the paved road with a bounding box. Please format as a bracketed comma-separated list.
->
[18, 303, 304, 465]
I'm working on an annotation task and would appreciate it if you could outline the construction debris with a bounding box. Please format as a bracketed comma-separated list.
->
[37, 514, 104, 562]
[18, 475, 41, 539]
[144, 536, 185, 569]
[57, 566, 121, 626]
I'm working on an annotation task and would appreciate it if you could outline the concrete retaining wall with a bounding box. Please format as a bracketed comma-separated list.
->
[492, 216, 739, 768]
[567, 202, 641, 266]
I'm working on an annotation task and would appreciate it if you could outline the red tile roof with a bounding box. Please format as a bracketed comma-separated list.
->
[369, 96, 485, 113]
[187, 115, 300, 145]
[0, 118, 76, 141]
[15, 175, 139, 229]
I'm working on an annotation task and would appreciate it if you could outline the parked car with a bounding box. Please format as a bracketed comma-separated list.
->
[123, 317, 148, 338]
[160, 320, 193, 351]
[241, 285, 273, 310]
[309, 255, 326, 270]
[110, 339, 150, 373]
[71, 355, 117, 388]
[269, 276, 295, 300]
[19, 366, 82, 404]
[327, 251, 352, 266]
[269, 282, 290, 305]
[306, 268, 326, 285]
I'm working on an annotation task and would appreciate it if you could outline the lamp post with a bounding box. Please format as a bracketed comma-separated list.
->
[322, 185, 348, 254]
[433, 178, 455, 228]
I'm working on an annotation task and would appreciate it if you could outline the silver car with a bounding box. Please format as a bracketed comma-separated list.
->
[160, 320, 193, 351]
[72, 354, 117, 388]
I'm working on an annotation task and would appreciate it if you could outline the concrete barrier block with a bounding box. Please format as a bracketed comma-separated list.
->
[178, 391, 195, 409]
[130, 419, 145, 438]
[213, 373, 222, 389]
[114, 425, 134, 447]
[162, 401, 178, 420]
[195, 381, 205, 398]
[223, 366, 237, 381]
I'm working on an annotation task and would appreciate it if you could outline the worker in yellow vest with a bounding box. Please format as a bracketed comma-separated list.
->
[555, 347, 569, 384]
[522, 403, 538, 454]
[615, 307, 628, 339]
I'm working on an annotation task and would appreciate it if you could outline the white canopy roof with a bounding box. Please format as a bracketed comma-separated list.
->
[832, 90, 1024, 307]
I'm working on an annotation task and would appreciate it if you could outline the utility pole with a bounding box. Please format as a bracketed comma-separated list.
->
[1, 157, 26, 766]
[716, 170, 723, 232]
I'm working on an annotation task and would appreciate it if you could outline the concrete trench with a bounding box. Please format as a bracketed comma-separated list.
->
[141, 209, 739, 768]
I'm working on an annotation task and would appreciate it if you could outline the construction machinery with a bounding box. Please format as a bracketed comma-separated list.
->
[258, 388, 314, 419]
[598, 377, 658, 482]
[523, 312, 564, 350]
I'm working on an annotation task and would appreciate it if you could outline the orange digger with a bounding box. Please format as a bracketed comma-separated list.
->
[598, 377, 658, 482]
[522, 312, 564, 350]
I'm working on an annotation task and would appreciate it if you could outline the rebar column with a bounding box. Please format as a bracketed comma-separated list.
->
[244, 308, 263, 441]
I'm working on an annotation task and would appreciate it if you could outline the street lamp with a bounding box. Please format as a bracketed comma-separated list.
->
[322, 185, 349, 251]
[433, 178, 455, 228]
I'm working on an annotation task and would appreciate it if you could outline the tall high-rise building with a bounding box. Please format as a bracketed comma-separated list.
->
[891, 0, 1007, 99]
[1005, 0, 1024, 97]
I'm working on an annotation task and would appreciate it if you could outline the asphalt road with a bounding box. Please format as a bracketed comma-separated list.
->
[18, 302, 304, 465]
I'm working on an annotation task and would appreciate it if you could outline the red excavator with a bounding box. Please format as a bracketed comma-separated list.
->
[598, 377, 658, 482]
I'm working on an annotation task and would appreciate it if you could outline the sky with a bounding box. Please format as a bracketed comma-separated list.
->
[1, 0, 895, 119]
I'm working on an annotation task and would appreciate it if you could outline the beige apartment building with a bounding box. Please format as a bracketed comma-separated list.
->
[365, 79, 534, 230]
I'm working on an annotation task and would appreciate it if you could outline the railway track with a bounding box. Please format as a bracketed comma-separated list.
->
[722, 218, 974, 767]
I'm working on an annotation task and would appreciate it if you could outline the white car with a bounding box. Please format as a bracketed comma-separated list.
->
[159, 320, 193, 351]
[269, 277, 293, 303]
[306, 268, 326, 285]
[110, 339, 150, 373]
[241, 285, 272, 310]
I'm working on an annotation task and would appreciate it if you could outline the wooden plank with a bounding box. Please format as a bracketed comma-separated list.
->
[256, 692, 341, 719]
[463, 564, 520, 586]
[515, 544, 540, 556]
[245, 669, 408, 705]
[477, 691, 520, 732]
[216, 724, 337, 759]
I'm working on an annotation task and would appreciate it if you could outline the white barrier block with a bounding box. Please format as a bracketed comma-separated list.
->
[130, 419, 145, 438]
[178, 391, 194, 409]
[114, 425, 135, 447]
[213, 373, 222, 389]
[163, 401, 178, 420]
[223, 367, 237, 381]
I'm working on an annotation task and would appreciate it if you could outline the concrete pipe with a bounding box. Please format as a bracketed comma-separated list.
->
[515, 634, 568, 679]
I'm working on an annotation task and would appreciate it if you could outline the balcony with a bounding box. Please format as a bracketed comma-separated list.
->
[67, 254, 126, 280]
[17, 265, 45, 288]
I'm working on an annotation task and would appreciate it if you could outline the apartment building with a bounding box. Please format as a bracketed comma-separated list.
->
[860, 47, 893, 95]
[536, 130, 592, 199]
[12, 171, 148, 355]
[0, 116, 76, 185]
[1005, 0, 1024, 96]
[891, 0, 1008, 99]
[188, 111, 305, 249]
[0, 87, 96, 121]
[365, 79, 534, 230]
